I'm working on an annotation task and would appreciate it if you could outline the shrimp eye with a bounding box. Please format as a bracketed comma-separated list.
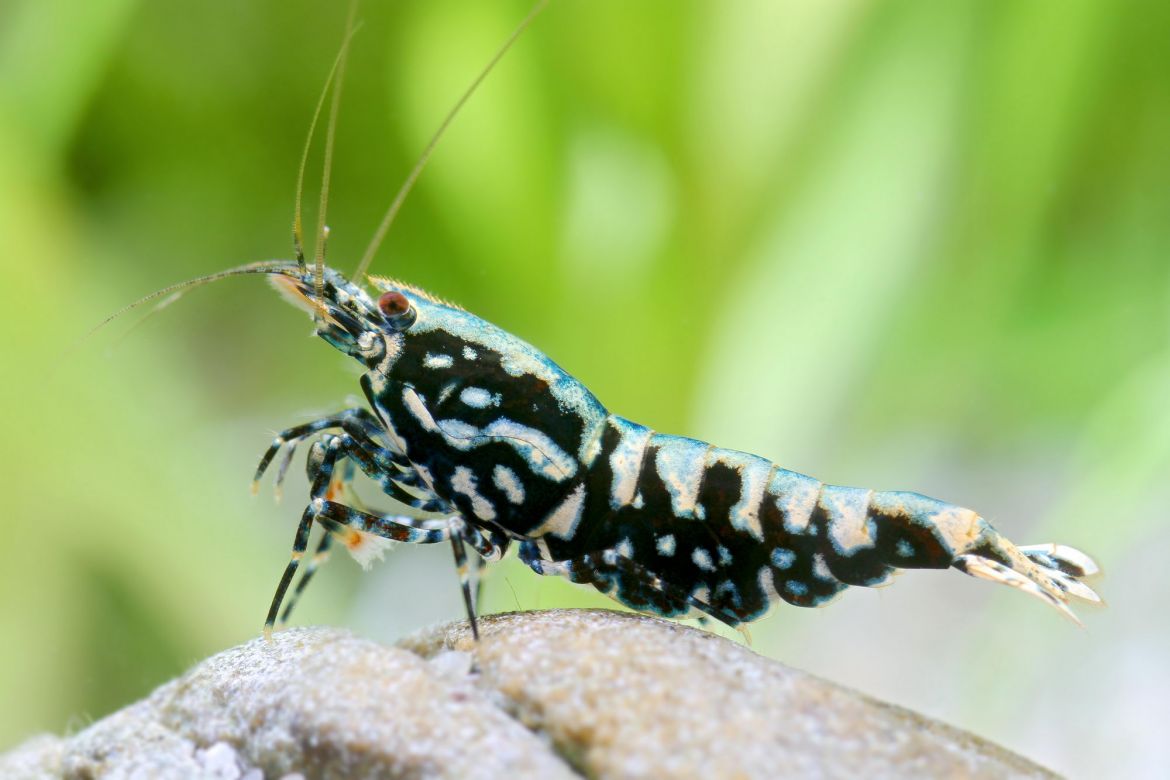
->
[378, 291, 410, 317]
[377, 290, 415, 329]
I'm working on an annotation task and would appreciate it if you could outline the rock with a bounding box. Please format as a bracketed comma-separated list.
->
[1, 610, 1057, 779]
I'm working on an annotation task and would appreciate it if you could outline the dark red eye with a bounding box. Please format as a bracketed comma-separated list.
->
[378, 291, 410, 318]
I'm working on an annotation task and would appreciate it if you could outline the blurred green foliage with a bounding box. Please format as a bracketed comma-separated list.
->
[2, 1, 1168, 775]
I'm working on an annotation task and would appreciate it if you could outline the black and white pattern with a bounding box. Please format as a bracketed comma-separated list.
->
[254, 265, 1101, 636]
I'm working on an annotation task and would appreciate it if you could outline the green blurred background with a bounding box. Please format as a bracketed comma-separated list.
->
[2, 0, 1167, 775]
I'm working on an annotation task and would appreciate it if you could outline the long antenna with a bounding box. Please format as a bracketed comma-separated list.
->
[352, 0, 549, 282]
[61, 260, 298, 371]
[313, 0, 360, 313]
[292, 11, 362, 268]
[306, 1, 360, 318]
[88, 261, 298, 338]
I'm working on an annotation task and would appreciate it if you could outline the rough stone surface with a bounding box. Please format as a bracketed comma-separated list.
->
[1, 609, 1058, 779]
[4, 629, 570, 780]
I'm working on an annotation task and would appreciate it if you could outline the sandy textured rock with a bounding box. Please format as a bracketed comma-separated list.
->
[2, 610, 1057, 779]
[401, 610, 1057, 779]
[5, 629, 571, 780]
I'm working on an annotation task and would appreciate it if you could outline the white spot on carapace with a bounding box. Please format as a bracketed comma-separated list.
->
[785, 580, 808, 596]
[896, 539, 916, 557]
[633, 492, 645, 509]
[692, 547, 716, 572]
[717, 545, 733, 566]
[483, 419, 577, 481]
[424, 353, 454, 369]
[821, 485, 875, 555]
[492, 464, 525, 505]
[403, 388, 438, 432]
[768, 469, 821, 533]
[428, 416, 577, 481]
[340, 529, 394, 571]
[656, 534, 676, 557]
[530, 484, 586, 540]
[463, 346, 478, 361]
[450, 466, 496, 521]
[608, 416, 652, 509]
[654, 435, 708, 520]
[460, 387, 500, 409]
[616, 538, 634, 559]
[437, 382, 457, 406]
[435, 418, 480, 447]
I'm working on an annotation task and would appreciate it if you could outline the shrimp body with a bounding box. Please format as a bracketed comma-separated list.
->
[255, 265, 1101, 633]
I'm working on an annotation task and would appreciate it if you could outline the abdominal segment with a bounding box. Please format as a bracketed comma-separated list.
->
[537, 416, 965, 626]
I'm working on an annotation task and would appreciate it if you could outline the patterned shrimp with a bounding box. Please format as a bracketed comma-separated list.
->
[252, 265, 1101, 636]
